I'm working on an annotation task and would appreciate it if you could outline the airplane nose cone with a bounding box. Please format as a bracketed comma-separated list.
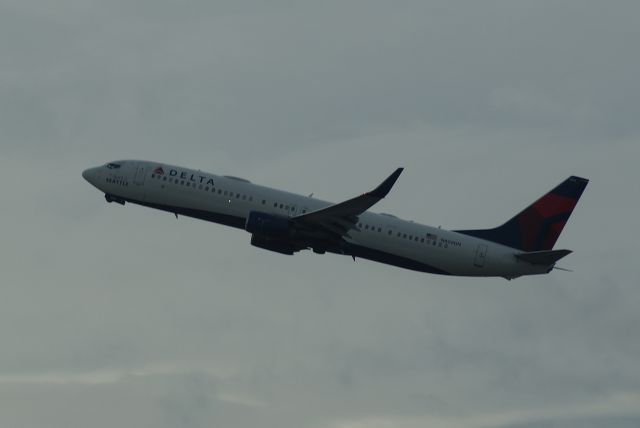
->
[82, 167, 101, 186]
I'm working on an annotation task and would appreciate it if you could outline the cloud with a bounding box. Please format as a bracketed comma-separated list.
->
[1, 1, 639, 427]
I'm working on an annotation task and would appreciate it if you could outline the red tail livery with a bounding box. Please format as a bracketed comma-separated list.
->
[457, 176, 588, 252]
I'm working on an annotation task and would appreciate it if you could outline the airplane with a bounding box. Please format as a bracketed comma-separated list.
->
[82, 160, 588, 280]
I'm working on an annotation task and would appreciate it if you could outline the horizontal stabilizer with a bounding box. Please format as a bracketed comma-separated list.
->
[515, 249, 572, 265]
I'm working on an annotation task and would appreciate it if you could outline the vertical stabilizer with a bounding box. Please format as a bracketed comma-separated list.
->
[456, 176, 588, 252]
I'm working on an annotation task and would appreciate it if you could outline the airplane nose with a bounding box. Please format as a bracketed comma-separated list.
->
[82, 167, 101, 186]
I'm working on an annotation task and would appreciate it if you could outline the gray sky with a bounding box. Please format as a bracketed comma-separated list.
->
[1, 1, 639, 427]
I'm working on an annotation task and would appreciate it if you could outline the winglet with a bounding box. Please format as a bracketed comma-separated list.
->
[370, 168, 404, 199]
[291, 167, 405, 235]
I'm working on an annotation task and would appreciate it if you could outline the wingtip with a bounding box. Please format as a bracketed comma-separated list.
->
[371, 168, 404, 198]
[392, 167, 404, 178]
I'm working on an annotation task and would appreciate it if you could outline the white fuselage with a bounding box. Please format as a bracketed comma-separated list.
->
[83, 160, 551, 279]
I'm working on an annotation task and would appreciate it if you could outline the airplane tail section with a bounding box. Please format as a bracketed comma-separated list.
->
[514, 249, 572, 265]
[456, 176, 588, 252]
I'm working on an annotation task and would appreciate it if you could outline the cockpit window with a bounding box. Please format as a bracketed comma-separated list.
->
[106, 163, 121, 169]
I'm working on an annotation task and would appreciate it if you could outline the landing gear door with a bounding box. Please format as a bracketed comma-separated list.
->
[134, 164, 147, 185]
[474, 244, 488, 268]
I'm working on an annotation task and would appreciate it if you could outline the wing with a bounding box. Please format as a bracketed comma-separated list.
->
[291, 168, 403, 238]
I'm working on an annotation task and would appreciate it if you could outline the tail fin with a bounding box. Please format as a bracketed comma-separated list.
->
[456, 176, 588, 252]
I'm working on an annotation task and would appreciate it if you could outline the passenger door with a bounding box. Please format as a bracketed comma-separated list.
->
[133, 164, 147, 186]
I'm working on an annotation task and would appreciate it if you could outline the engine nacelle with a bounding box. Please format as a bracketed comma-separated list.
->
[245, 211, 292, 239]
[250, 234, 295, 255]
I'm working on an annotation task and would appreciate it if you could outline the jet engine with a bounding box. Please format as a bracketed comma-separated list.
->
[245, 211, 297, 255]
[250, 234, 295, 255]
[245, 211, 292, 238]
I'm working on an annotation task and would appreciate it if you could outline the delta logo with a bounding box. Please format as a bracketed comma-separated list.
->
[154, 166, 165, 175]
